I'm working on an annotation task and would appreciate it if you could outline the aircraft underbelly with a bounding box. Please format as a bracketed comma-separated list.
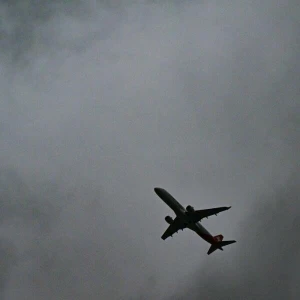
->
[192, 223, 214, 243]
[155, 188, 184, 214]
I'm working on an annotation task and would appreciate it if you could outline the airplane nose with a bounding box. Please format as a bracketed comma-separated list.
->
[154, 187, 162, 194]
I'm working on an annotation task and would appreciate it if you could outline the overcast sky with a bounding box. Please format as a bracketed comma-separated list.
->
[0, 1, 299, 299]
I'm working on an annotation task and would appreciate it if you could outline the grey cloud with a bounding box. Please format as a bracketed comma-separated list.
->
[0, 0, 299, 299]
[0, 168, 152, 299]
[168, 171, 300, 300]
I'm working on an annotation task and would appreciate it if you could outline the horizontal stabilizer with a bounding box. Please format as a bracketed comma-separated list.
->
[219, 240, 236, 247]
[207, 240, 236, 255]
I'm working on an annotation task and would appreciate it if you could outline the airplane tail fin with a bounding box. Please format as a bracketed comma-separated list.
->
[213, 234, 224, 242]
[207, 236, 236, 255]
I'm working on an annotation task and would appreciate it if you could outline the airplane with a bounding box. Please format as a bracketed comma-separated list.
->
[154, 187, 236, 255]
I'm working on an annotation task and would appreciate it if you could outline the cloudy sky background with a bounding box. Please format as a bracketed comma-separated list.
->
[0, 0, 299, 299]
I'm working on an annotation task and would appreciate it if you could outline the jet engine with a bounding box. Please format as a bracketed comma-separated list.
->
[165, 216, 173, 224]
[186, 205, 195, 212]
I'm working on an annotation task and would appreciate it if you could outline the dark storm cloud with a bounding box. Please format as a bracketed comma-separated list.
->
[0, 0, 299, 299]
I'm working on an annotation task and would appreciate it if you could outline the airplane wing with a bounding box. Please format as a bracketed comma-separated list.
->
[187, 206, 231, 223]
[161, 217, 185, 240]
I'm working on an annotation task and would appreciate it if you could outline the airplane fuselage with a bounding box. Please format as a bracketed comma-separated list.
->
[154, 187, 215, 244]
